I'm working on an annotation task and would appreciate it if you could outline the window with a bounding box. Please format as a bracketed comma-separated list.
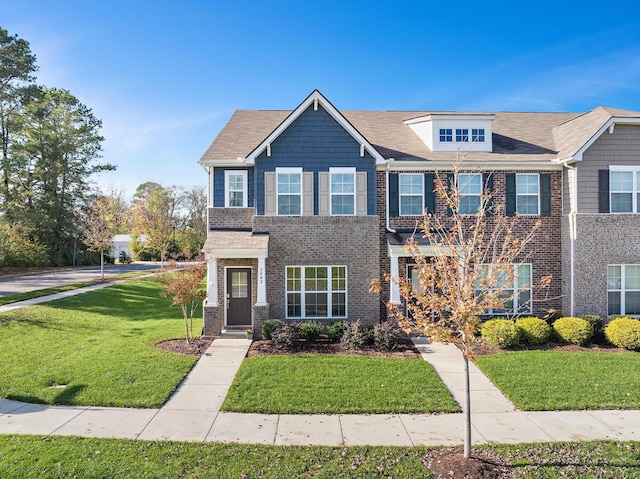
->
[439, 128, 452, 142]
[475, 264, 532, 314]
[516, 173, 540, 215]
[224, 171, 247, 207]
[458, 173, 482, 215]
[276, 168, 302, 215]
[399, 173, 424, 215]
[456, 129, 469, 142]
[330, 167, 355, 215]
[610, 167, 640, 213]
[286, 266, 347, 318]
[472, 129, 485, 142]
[608, 265, 640, 315]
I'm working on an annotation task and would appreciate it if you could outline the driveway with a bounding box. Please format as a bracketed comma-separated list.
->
[0, 263, 161, 297]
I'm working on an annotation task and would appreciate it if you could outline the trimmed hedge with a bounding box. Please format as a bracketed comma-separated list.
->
[605, 317, 640, 350]
[481, 319, 521, 348]
[516, 316, 551, 345]
[580, 314, 603, 332]
[552, 317, 593, 346]
[299, 321, 323, 342]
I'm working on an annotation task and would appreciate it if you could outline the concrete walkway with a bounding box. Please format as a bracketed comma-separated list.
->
[2, 338, 639, 445]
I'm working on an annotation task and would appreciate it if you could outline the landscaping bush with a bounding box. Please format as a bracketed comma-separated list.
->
[605, 317, 640, 350]
[299, 321, 323, 342]
[515, 316, 551, 345]
[481, 319, 521, 348]
[581, 314, 603, 332]
[373, 322, 399, 350]
[326, 320, 350, 342]
[340, 320, 368, 350]
[552, 317, 594, 345]
[271, 323, 300, 349]
[262, 319, 284, 340]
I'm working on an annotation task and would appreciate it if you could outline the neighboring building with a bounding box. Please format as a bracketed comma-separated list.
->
[198, 90, 640, 337]
[111, 234, 147, 260]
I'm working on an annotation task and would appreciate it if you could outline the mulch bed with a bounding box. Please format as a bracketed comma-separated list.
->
[247, 337, 422, 359]
[423, 448, 514, 479]
[155, 338, 213, 356]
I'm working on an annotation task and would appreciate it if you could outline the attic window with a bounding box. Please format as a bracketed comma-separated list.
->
[455, 129, 469, 142]
[472, 129, 485, 142]
[439, 129, 453, 142]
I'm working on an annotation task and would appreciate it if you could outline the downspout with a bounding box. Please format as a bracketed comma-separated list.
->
[564, 163, 577, 317]
[385, 159, 396, 233]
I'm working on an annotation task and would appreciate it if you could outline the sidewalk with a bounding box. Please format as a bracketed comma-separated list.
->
[1, 338, 639, 445]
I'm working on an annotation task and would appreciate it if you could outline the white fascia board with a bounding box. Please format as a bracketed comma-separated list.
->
[210, 248, 268, 259]
[388, 243, 453, 257]
[405, 114, 496, 124]
[244, 90, 386, 165]
[199, 158, 251, 167]
[377, 160, 564, 171]
[572, 117, 640, 163]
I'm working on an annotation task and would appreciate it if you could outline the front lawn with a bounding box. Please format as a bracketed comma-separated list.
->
[222, 355, 460, 414]
[1, 435, 639, 478]
[475, 350, 640, 410]
[0, 278, 200, 408]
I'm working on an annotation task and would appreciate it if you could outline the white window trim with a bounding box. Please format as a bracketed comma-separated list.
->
[609, 165, 640, 214]
[516, 173, 541, 216]
[439, 128, 453, 142]
[455, 128, 469, 142]
[329, 167, 356, 216]
[476, 263, 532, 315]
[399, 173, 424, 216]
[224, 170, 248, 208]
[285, 265, 348, 319]
[276, 167, 303, 216]
[471, 128, 485, 142]
[458, 172, 482, 215]
[608, 264, 640, 316]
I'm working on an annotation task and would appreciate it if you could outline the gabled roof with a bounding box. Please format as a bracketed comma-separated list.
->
[199, 92, 640, 166]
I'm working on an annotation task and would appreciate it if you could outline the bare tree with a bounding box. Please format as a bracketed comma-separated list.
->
[373, 165, 550, 459]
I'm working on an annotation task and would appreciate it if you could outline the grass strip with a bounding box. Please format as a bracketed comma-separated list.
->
[475, 350, 640, 410]
[0, 278, 200, 408]
[0, 269, 156, 306]
[1, 436, 639, 478]
[222, 355, 460, 414]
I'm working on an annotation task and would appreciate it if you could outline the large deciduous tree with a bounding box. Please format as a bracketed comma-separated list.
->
[373, 165, 550, 459]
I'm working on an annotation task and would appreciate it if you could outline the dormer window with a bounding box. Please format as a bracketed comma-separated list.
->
[472, 129, 485, 142]
[455, 129, 469, 142]
[439, 129, 452, 142]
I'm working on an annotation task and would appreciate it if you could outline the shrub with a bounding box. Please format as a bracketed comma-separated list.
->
[515, 316, 551, 345]
[340, 320, 368, 350]
[262, 319, 284, 340]
[299, 321, 323, 342]
[326, 320, 350, 342]
[580, 314, 603, 332]
[552, 317, 594, 345]
[605, 317, 640, 350]
[118, 250, 132, 264]
[481, 319, 521, 348]
[373, 322, 399, 350]
[271, 323, 300, 349]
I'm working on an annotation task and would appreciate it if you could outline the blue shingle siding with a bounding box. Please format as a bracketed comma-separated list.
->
[212, 167, 254, 208]
[255, 105, 377, 215]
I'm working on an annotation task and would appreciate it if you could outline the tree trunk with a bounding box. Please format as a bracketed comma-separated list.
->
[100, 247, 104, 280]
[463, 355, 472, 458]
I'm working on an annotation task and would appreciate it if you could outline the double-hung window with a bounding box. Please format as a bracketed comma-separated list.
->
[610, 167, 640, 213]
[276, 168, 302, 215]
[516, 173, 540, 215]
[330, 167, 355, 215]
[608, 265, 640, 315]
[399, 173, 424, 215]
[458, 173, 482, 215]
[224, 170, 247, 207]
[475, 263, 532, 314]
[286, 266, 347, 318]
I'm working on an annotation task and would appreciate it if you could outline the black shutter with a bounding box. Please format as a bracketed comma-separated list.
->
[447, 173, 454, 216]
[505, 173, 516, 216]
[483, 172, 494, 216]
[599, 169, 610, 213]
[540, 174, 552, 216]
[424, 173, 435, 213]
[389, 173, 399, 216]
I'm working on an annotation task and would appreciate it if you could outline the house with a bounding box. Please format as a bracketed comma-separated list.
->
[198, 89, 640, 337]
[111, 234, 147, 261]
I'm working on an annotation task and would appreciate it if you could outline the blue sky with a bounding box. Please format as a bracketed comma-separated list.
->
[3, 1, 640, 197]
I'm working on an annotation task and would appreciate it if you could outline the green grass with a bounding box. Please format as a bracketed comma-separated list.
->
[0, 278, 200, 408]
[475, 350, 640, 410]
[1, 436, 639, 478]
[0, 269, 157, 306]
[222, 355, 460, 414]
